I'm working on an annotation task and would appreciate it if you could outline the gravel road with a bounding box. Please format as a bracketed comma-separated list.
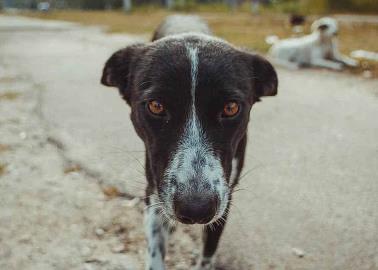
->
[0, 15, 377, 270]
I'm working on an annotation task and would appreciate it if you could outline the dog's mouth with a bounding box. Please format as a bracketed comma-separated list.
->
[162, 208, 224, 226]
[154, 183, 230, 226]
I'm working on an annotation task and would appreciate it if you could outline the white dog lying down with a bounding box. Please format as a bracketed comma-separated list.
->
[268, 17, 358, 70]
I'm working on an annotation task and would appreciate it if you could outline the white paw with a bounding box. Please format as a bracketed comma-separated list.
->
[346, 59, 358, 67]
[194, 257, 215, 270]
[194, 264, 214, 270]
[146, 265, 165, 270]
[146, 259, 165, 270]
[332, 62, 344, 70]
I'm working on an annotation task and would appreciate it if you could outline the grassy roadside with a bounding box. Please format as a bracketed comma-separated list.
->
[12, 9, 378, 78]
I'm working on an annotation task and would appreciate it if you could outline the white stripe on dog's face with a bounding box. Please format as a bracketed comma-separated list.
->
[188, 46, 199, 97]
[230, 158, 239, 186]
[163, 45, 229, 223]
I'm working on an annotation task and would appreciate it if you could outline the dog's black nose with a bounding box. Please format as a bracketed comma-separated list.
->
[174, 193, 218, 224]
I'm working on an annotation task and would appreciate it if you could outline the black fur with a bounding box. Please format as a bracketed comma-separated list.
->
[101, 16, 277, 268]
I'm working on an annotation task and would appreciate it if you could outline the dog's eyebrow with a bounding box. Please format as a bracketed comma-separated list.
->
[136, 87, 159, 102]
[136, 85, 246, 103]
[222, 88, 246, 101]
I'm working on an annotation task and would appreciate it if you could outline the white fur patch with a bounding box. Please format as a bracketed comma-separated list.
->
[230, 158, 239, 185]
[188, 46, 199, 99]
[145, 196, 170, 270]
[163, 45, 229, 222]
[195, 255, 215, 270]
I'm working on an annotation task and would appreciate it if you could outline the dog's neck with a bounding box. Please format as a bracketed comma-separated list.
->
[313, 31, 332, 44]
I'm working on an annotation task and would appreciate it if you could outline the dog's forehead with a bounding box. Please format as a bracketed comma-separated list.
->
[137, 34, 245, 100]
[148, 34, 237, 69]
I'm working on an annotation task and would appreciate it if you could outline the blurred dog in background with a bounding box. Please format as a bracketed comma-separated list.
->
[290, 14, 306, 36]
[267, 17, 358, 70]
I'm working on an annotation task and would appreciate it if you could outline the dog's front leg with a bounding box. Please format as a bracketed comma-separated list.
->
[331, 41, 358, 67]
[312, 58, 343, 70]
[195, 212, 229, 270]
[145, 197, 170, 270]
[270, 58, 301, 70]
[333, 53, 358, 67]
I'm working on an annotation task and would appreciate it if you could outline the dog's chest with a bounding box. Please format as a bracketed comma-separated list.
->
[312, 42, 333, 59]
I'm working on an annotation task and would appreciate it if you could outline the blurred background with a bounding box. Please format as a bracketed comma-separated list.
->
[1, 0, 378, 77]
[1, 0, 378, 12]
[0, 1, 377, 270]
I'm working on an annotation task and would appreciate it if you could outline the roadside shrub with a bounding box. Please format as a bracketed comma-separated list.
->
[272, 0, 378, 14]
[328, 0, 378, 13]
[82, 0, 106, 10]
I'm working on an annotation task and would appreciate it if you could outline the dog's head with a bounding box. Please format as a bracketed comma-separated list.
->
[101, 34, 277, 224]
[311, 17, 339, 37]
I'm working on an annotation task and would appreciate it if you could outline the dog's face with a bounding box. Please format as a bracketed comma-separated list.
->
[311, 17, 339, 38]
[101, 34, 277, 224]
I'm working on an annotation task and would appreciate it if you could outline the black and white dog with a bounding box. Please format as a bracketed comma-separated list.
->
[101, 15, 277, 270]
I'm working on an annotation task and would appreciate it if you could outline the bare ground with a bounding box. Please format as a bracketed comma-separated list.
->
[0, 40, 200, 270]
[0, 15, 377, 270]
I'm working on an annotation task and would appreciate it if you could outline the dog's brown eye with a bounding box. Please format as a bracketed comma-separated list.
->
[148, 100, 165, 115]
[223, 102, 239, 117]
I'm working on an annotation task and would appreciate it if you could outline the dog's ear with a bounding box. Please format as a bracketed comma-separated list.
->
[242, 52, 278, 100]
[318, 24, 329, 31]
[311, 20, 329, 32]
[101, 43, 145, 103]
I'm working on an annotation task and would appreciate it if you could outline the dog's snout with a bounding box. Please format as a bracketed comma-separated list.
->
[174, 192, 218, 224]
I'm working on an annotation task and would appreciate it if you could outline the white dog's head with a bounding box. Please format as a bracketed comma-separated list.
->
[311, 17, 338, 38]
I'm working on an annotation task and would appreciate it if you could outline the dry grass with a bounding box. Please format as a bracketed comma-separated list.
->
[0, 163, 6, 176]
[18, 10, 378, 78]
[0, 91, 21, 100]
[0, 144, 11, 153]
[102, 186, 122, 199]
[63, 164, 82, 174]
[19, 10, 291, 51]
[22, 9, 169, 36]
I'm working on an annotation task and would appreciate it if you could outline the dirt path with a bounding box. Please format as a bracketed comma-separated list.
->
[0, 55, 142, 270]
[1, 15, 377, 270]
[0, 16, 199, 270]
